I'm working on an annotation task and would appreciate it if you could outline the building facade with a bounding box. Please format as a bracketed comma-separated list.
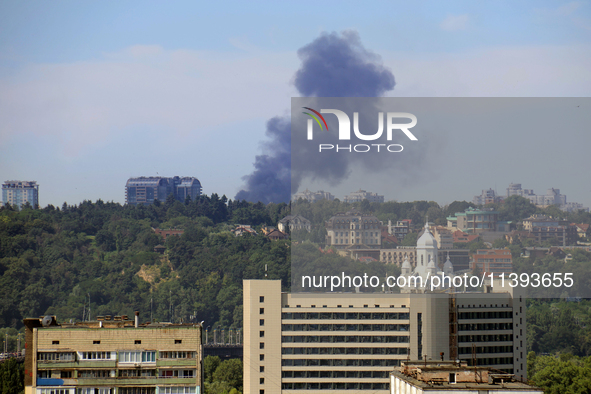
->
[343, 190, 385, 204]
[244, 280, 526, 394]
[390, 361, 542, 393]
[2, 180, 39, 209]
[471, 249, 513, 277]
[125, 177, 202, 206]
[24, 315, 203, 394]
[447, 208, 499, 233]
[325, 211, 382, 250]
[292, 189, 334, 203]
[278, 215, 312, 233]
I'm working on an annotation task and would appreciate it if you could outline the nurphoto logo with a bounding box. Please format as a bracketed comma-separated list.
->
[302, 107, 418, 153]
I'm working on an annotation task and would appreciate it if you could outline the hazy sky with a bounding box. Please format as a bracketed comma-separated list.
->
[1, 1, 590, 207]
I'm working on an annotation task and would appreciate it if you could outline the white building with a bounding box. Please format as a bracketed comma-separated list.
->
[293, 189, 335, 203]
[343, 189, 385, 203]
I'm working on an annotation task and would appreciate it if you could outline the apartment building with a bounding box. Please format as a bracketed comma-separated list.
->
[471, 249, 513, 277]
[447, 208, 499, 233]
[325, 211, 382, 250]
[343, 190, 385, 204]
[2, 180, 39, 209]
[125, 176, 202, 206]
[244, 279, 526, 394]
[24, 314, 203, 394]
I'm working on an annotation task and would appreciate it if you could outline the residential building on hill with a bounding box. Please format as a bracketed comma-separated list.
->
[243, 279, 527, 394]
[292, 189, 334, 203]
[471, 249, 513, 277]
[278, 215, 311, 233]
[125, 176, 202, 206]
[473, 188, 502, 205]
[325, 211, 382, 250]
[24, 314, 203, 394]
[343, 189, 385, 203]
[2, 180, 39, 209]
[447, 208, 499, 233]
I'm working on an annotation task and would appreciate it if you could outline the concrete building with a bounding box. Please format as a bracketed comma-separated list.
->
[278, 215, 311, 233]
[471, 249, 513, 277]
[343, 189, 385, 204]
[447, 208, 499, 234]
[387, 220, 412, 242]
[292, 189, 334, 203]
[24, 314, 203, 394]
[506, 183, 588, 212]
[2, 180, 39, 209]
[521, 215, 577, 246]
[244, 280, 527, 394]
[391, 361, 542, 393]
[325, 211, 382, 250]
[125, 176, 202, 206]
[473, 188, 501, 206]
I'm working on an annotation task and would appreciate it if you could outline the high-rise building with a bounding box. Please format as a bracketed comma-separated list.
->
[292, 189, 335, 203]
[343, 190, 385, 204]
[243, 279, 526, 394]
[2, 180, 39, 209]
[24, 314, 203, 394]
[125, 176, 202, 205]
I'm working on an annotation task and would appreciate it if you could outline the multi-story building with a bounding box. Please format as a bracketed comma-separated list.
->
[24, 314, 203, 394]
[473, 188, 501, 206]
[390, 361, 542, 393]
[521, 215, 577, 246]
[244, 280, 526, 394]
[387, 220, 412, 241]
[2, 180, 39, 209]
[447, 208, 498, 234]
[343, 190, 385, 204]
[278, 215, 312, 233]
[325, 211, 382, 250]
[506, 183, 588, 212]
[125, 177, 202, 206]
[471, 249, 513, 277]
[292, 189, 334, 203]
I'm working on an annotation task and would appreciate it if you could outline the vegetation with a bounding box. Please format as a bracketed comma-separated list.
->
[0, 358, 24, 394]
[528, 353, 591, 393]
[203, 356, 243, 394]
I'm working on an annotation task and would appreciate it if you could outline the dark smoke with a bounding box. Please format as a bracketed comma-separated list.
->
[236, 31, 395, 203]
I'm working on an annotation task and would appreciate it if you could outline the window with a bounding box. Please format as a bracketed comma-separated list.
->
[260, 319, 264, 326]
[160, 351, 196, 359]
[52, 340, 60, 345]
[80, 351, 112, 360]
[260, 354, 264, 361]
[260, 296, 264, 302]
[175, 339, 182, 344]
[260, 391, 264, 394]
[260, 366, 264, 372]
[93, 340, 100, 345]
[61, 371, 72, 378]
[260, 308, 264, 314]
[158, 388, 196, 394]
[260, 378, 265, 384]
[37, 352, 75, 362]
[449, 373, 456, 383]
[135, 340, 141, 344]
[260, 342, 265, 349]
[260, 331, 265, 338]
[118, 351, 155, 363]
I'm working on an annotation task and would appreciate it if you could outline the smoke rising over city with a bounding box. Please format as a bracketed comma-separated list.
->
[236, 31, 398, 203]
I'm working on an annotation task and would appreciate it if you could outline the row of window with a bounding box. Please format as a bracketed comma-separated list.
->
[282, 324, 410, 332]
[282, 370, 389, 378]
[281, 359, 401, 367]
[458, 334, 513, 342]
[457, 323, 513, 331]
[458, 346, 513, 355]
[38, 369, 196, 379]
[281, 382, 388, 390]
[282, 335, 409, 343]
[72, 389, 196, 394]
[38, 350, 194, 363]
[282, 347, 408, 355]
[458, 311, 513, 319]
[466, 357, 514, 366]
[282, 312, 410, 320]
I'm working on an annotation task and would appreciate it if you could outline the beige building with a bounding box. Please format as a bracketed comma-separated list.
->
[24, 314, 203, 394]
[391, 361, 542, 393]
[325, 211, 382, 249]
[244, 280, 526, 394]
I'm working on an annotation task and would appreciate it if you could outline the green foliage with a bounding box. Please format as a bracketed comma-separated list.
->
[399, 232, 418, 246]
[212, 359, 243, 392]
[528, 353, 591, 394]
[0, 358, 24, 394]
[204, 355, 221, 384]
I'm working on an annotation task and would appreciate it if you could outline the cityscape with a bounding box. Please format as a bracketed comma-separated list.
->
[2, 1, 591, 393]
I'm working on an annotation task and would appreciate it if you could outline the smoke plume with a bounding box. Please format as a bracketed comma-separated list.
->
[236, 31, 396, 203]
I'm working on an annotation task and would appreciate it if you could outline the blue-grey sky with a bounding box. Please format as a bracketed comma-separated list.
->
[1, 1, 590, 207]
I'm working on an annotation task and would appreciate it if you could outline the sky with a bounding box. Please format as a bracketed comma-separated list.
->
[1, 1, 590, 207]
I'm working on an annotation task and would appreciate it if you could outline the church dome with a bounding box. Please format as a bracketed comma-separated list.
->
[417, 221, 437, 249]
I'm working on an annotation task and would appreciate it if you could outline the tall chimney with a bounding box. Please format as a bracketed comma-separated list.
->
[134, 311, 139, 328]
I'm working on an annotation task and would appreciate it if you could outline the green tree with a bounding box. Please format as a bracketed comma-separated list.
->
[212, 358, 243, 392]
[204, 355, 221, 384]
